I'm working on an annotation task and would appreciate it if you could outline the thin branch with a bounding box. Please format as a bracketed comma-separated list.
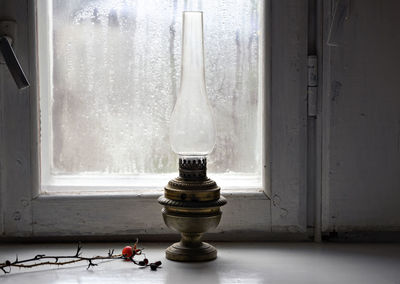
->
[0, 242, 160, 274]
[6, 254, 123, 269]
[75, 242, 82, 257]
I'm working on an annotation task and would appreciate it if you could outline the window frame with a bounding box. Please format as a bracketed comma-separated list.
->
[0, 0, 309, 240]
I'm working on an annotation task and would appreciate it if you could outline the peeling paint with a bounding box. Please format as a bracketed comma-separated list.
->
[331, 80, 342, 101]
[272, 195, 288, 218]
[21, 199, 29, 207]
[13, 211, 21, 221]
[272, 194, 281, 206]
[280, 208, 288, 217]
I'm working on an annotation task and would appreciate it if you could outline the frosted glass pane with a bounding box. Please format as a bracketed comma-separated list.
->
[47, 0, 261, 176]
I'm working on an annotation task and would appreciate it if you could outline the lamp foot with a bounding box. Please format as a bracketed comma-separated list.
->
[165, 241, 217, 262]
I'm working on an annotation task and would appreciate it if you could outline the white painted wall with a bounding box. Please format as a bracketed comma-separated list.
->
[0, 0, 35, 237]
[321, 0, 400, 233]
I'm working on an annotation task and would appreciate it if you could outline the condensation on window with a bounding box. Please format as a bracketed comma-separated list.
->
[50, 0, 260, 176]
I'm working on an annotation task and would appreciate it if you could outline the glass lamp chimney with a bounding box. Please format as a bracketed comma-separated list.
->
[169, 11, 216, 158]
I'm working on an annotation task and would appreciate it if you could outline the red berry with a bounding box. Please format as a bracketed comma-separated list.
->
[144, 258, 149, 265]
[122, 246, 133, 258]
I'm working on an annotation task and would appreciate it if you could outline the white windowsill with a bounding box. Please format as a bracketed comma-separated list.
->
[1, 243, 399, 283]
[40, 174, 264, 198]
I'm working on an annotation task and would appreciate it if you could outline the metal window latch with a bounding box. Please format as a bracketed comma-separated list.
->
[0, 20, 30, 90]
[307, 55, 318, 117]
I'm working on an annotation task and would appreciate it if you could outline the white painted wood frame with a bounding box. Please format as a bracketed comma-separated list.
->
[0, 0, 309, 240]
[320, 0, 400, 234]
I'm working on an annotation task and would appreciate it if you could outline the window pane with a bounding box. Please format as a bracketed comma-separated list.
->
[42, 0, 261, 180]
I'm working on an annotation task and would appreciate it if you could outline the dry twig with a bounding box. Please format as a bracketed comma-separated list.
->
[0, 241, 160, 274]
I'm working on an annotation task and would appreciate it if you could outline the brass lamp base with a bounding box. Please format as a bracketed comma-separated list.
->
[166, 240, 217, 262]
[158, 157, 226, 262]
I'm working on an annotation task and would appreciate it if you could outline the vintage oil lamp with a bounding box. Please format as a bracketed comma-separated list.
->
[158, 11, 226, 262]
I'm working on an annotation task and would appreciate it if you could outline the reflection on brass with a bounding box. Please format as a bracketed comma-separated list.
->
[158, 157, 226, 262]
[164, 187, 221, 202]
